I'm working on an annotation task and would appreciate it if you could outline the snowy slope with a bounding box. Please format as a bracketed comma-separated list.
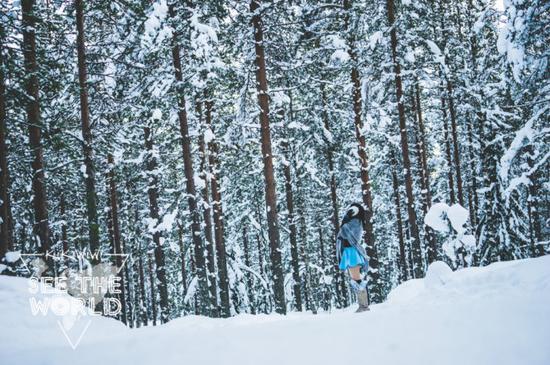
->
[1, 256, 549, 365]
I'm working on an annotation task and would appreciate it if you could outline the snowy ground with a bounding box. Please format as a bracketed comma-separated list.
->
[1, 255, 549, 365]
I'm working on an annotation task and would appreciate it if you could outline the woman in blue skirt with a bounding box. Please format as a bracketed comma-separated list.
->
[336, 203, 370, 312]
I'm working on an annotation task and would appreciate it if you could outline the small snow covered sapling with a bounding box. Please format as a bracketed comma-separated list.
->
[424, 203, 476, 268]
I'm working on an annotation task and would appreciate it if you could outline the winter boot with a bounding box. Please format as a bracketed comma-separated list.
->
[355, 289, 370, 313]
[350, 279, 370, 313]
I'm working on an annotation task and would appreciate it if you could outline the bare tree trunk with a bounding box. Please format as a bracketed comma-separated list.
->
[282, 144, 302, 311]
[344, 0, 380, 299]
[197, 101, 219, 317]
[441, 95, 456, 204]
[22, 0, 50, 257]
[318, 227, 330, 311]
[138, 250, 148, 326]
[177, 222, 188, 297]
[250, 0, 286, 314]
[320, 84, 348, 308]
[242, 227, 256, 314]
[60, 194, 68, 267]
[412, 88, 437, 263]
[282, 97, 303, 312]
[391, 159, 407, 281]
[297, 200, 316, 314]
[256, 231, 270, 314]
[0, 26, 13, 258]
[169, 7, 209, 312]
[446, 81, 464, 206]
[466, 122, 479, 228]
[123, 257, 134, 328]
[106, 153, 127, 324]
[147, 254, 158, 326]
[75, 0, 100, 260]
[143, 126, 169, 323]
[386, 0, 423, 278]
[204, 97, 231, 317]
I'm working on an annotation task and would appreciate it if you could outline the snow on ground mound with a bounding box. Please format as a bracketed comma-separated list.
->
[2, 256, 550, 365]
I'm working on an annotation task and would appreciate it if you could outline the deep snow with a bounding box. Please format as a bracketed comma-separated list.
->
[1, 255, 549, 365]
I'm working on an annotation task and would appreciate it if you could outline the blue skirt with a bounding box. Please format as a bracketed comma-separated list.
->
[339, 247, 368, 271]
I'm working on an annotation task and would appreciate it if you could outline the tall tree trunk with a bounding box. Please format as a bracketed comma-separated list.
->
[242, 227, 256, 314]
[446, 81, 465, 206]
[441, 95, 456, 204]
[106, 153, 127, 324]
[204, 97, 231, 317]
[197, 101, 219, 317]
[282, 144, 302, 311]
[412, 88, 437, 263]
[386, 0, 423, 278]
[138, 249, 148, 326]
[143, 126, 169, 323]
[318, 227, 330, 311]
[60, 194, 68, 267]
[249, 0, 286, 314]
[297, 195, 316, 314]
[169, 7, 209, 312]
[0, 25, 13, 259]
[282, 97, 303, 312]
[344, 0, 380, 300]
[177, 222, 188, 298]
[21, 0, 50, 257]
[320, 84, 347, 308]
[147, 254, 158, 326]
[75, 0, 100, 260]
[466, 122, 479, 228]
[391, 159, 407, 281]
[123, 259, 134, 328]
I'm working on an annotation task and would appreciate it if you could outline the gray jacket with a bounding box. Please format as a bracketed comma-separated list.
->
[336, 217, 368, 262]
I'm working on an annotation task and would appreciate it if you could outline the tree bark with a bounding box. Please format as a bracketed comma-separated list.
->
[177, 222, 188, 298]
[446, 81, 465, 206]
[343, 0, 380, 300]
[143, 126, 169, 323]
[466, 121, 479, 228]
[197, 101, 219, 317]
[441, 95, 456, 204]
[137, 246, 148, 326]
[169, 7, 209, 312]
[106, 153, 127, 324]
[60, 194, 68, 268]
[147, 254, 158, 326]
[320, 84, 348, 308]
[75, 0, 100, 261]
[242, 227, 256, 314]
[250, 0, 286, 314]
[204, 97, 231, 317]
[391, 159, 407, 281]
[386, 0, 423, 278]
[21, 0, 50, 257]
[412, 88, 437, 263]
[281, 98, 303, 312]
[282, 142, 302, 311]
[0, 25, 13, 259]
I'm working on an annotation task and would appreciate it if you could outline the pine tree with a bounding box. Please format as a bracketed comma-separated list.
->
[249, 0, 286, 314]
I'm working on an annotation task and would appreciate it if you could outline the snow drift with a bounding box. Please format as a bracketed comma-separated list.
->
[1, 255, 549, 365]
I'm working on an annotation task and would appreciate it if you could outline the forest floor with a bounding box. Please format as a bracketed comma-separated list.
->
[1, 255, 549, 365]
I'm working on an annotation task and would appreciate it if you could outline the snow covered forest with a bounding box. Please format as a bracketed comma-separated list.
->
[0, 0, 548, 326]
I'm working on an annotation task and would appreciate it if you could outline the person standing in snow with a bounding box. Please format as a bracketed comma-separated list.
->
[336, 203, 370, 312]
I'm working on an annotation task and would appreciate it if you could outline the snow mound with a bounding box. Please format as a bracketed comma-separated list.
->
[424, 261, 453, 289]
[1, 255, 550, 365]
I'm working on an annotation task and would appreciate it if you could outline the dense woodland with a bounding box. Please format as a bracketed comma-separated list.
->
[0, 0, 548, 324]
